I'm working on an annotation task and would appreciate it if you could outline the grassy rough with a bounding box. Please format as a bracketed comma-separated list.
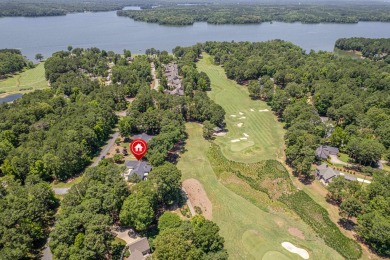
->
[0, 62, 48, 94]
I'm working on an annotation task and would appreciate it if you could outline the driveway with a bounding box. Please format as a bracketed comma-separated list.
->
[329, 154, 351, 166]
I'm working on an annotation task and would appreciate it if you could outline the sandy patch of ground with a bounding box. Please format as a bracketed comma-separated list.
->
[240, 137, 248, 140]
[231, 139, 241, 143]
[288, 227, 305, 240]
[237, 123, 243, 127]
[230, 114, 237, 117]
[243, 133, 249, 137]
[281, 242, 309, 259]
[239, 116, 246, 119]
[214, 132, 227, 137]
[239, 112, 244, 115]
[259, 109, 269, 112]
[182, 179, 212, 220]
[250, 108, 254, 112]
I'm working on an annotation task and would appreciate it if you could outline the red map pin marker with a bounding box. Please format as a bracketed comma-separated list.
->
[130, 139, 148, 161]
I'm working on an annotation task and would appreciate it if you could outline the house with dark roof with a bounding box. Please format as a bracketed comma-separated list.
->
[132, 133, 153, 143]
[315, 145, 339, 160]
[316, 164, 358, 185]
[316, 164, 340, 184]
[124, 161, 152, 181]
[126, 238, 151, 260]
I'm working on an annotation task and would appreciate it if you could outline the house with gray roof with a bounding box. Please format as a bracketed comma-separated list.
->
[126, 238, 151, 260]
[315, 145, 339, 160]
[316, 164, 358, 185]
[132, 133, 153, 143]
[124, 161, 152, 181]
[316, 164, 340, 184]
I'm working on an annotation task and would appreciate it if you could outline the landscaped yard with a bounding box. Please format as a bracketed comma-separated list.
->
[197, 53, 285, 163]
[0, 62, 48, 94]
[178, 123, 343, 260]
[338, 153, 351, 163]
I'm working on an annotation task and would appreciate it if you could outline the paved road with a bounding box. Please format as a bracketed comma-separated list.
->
[150, 62, 159, 91]
[91, 131, 119, 167]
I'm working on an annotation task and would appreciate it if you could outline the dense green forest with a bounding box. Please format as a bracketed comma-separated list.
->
[49, 163, 130, 259]
[327, 172, 390, 256]
[335, 38, 390, 62]
[0, 49, 30, 78]
[117, 4, 390, 25]
[201, 40, 390, 256]
[0, 48, 149, 184]
[50, 161, 227, 259]
[0, 176, 57, 259]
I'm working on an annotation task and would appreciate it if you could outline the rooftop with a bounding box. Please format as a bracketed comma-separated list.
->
[316, 163, 339, 181]
[125, 161, 152, 180]
[128, 237, 150, 255]
[315, 145, 339, 160]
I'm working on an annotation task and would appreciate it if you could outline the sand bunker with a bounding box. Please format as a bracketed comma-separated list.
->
[239, 112, 244, 115]
[250, 108, 254, 112]
[237, 123, 243, 127]
[239, 117, 246, 119]
[281, 242, 309, 259]
[182, 179, 212, 220]
[214, 132, 227, 137]
[240, 137, 248, 140]
[259, 109, 269, 112]
[231, 139, 241, 143]
[243, 133, 249, 137]
[230, 115, 237, 117]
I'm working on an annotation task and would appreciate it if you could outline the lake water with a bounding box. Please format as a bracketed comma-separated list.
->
[1, 11, 390, 60]
[0, 94, 23, 104]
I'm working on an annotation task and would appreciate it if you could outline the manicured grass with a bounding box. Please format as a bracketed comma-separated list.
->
[197, 53, 285, 163]
[177, 123, 343, 260]
[338, 153, 351, 163]
[0, 63, 48, 94]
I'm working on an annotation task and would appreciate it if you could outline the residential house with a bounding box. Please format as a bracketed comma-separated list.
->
[316, 164, 358, 185]
[126, 238, 151, 260]
[124, 161, 151, 181]
[316, 164, 340, 184]
[315, 145, 339, 160]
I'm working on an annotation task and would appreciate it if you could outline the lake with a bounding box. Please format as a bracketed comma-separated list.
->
[0, 10, 390, 60]
[0, 94, 23, 104]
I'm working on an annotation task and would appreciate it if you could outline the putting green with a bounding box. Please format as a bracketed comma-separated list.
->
[197, 53, 285, 163]
[262, 251, 292, 260]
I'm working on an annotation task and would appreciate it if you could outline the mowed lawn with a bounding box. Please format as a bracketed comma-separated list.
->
[177, 123, 343, 260]
[197, 53, 285, 163]
[0, 62, 48, 94]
